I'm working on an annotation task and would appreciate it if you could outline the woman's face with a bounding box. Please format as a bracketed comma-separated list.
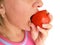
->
[4, 0, 43, 30]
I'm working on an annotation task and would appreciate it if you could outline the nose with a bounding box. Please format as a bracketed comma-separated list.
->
[32, 0, 43, 8]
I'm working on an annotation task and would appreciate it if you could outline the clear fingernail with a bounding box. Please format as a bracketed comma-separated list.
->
[42, 24, 48, 28]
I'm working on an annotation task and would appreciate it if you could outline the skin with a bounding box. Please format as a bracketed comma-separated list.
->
[3, 0, 43, 30]
[0, 0, 52, 45]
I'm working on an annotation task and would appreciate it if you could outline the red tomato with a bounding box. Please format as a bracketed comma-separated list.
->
[31, 10, 51, 29]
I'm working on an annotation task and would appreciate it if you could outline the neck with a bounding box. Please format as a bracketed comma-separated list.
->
[6, 24, 25, 42]
[0, 18, 25, 42]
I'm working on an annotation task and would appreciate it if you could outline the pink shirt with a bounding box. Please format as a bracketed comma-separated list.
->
[0, 31, 35, 45]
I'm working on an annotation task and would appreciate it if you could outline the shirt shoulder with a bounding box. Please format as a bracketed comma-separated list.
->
[0, 31, 35, 45]
[26, 31, 35, 45]
[0, 42, 5, 45]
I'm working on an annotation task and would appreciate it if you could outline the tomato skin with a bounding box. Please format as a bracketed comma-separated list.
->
[31, 10, 51, 29]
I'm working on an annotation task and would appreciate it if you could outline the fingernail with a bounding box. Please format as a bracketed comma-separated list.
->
[37, 26, 40, 29]
[42, 24, 48, 28]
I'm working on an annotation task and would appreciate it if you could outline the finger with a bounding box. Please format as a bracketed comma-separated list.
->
[42, 24, 52, 30]
[29, 23, 39, 35]
[37, 26, 50, 36]
[37, 26, 47, 33]
[28, 22, 39, 40]
[37, 26, 49, 40]
[28, 21, 36, 31]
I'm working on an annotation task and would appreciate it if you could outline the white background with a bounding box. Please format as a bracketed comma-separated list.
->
[39, 0, 60, 45]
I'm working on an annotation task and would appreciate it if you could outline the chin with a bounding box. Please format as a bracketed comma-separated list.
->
[18, 21, 30, 31]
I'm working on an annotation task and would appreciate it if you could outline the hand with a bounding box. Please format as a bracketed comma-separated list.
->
[29, 14, 53, 45]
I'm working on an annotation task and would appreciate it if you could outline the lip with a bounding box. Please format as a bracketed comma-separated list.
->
[30, 13, 35, 21]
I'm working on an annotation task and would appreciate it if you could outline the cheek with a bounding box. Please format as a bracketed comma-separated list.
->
[14, 1, 33, 19]
[4, 0, 35, 25]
